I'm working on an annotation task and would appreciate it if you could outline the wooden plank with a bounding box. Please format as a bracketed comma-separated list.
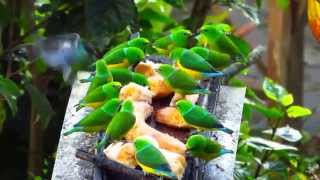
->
[52, 72, 245, 180]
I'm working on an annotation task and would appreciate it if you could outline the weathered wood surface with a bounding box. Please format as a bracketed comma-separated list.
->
[52, 72, 246, 180]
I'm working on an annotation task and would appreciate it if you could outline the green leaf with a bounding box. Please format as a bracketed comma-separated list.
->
[139, 8, 175, 25]
[263, 125, 302, 142]
[246, 137, 298, 151]
[85, 0, 138, 48]
[262, 78, 293, 106]
[276, 0, 290, 9]
[280, 94, 293, 107]
[228, 34, 252, 58]
[163, 0, 184, 8]
[0, 77, 23, 115]
[240, 120, 250, 138]
[286, 105, 312, 118]
[26, 84, 55, 129]
[245, 98, 284, 119]
[0, 101, 6, 133]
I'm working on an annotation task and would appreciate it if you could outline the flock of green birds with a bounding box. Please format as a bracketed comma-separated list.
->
[63, 23, 246, 179]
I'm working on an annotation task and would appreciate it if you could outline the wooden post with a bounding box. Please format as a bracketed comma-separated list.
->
[267, 0, 306, 128]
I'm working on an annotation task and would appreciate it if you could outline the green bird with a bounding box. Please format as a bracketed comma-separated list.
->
[106, 38, 150, 54]
[186, 134, 233, 161]
[190, 46, 231, 68]
[111, 68, 149, 86]
[170, 48, 224, 80]
[176, 100, 233, 134]
[134, 136, 177, 179]
[76, 82, 122, 110]
[96, 100, 136, 149]
[157, 64, 210, 95]
[153, 29, 192, 54]
[198, 25, 245, 62]
[102, 47, 145, 68]
[12, 33, 97, 82]
[63, 98, 122, 136]
[85, 60, 113, 93]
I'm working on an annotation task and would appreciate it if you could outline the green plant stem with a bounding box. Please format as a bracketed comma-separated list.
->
[254, 118, 281, 178]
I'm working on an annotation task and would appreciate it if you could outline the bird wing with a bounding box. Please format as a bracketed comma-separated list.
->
[167, 69, 200, 90]
[179, 50, 215, 72]
[136, 144, 171, 172]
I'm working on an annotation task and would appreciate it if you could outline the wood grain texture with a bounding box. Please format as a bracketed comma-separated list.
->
[52, 72, 245, 180]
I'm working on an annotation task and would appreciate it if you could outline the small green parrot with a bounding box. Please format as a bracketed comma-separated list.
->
[190, 46, 231, 68]
[96, 100, 136, 149]
[157, 64, 210, 95]
[134, 136, 177, 179]
[153, 29, 192, 54]
[186, 134, 233, 161]
[176, 100, 233, 134]
[170, 48, 224, 80]
[111, 68, 149, 86]
[198, 25, 245, 62]
[76, 82, 122, 110]
[86, 60, 113, 93]
[63, 98, 122, 136]
[102, 47, 145, 68]
[105, 38, 150, 56]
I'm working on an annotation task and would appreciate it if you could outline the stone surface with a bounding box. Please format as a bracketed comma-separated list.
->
[52, 72, 97, 180]
[52, 72, 246, 180]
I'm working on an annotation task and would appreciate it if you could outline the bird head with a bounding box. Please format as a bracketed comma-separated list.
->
[176, 100, 193, 114]
[186, 134, 206, 151]
[128, 38, 150, 50]
[134, 135, 159, 150]
[157, 64, 175, 78]
[124, 47, 145, 65]
[171, 29, 192, 46]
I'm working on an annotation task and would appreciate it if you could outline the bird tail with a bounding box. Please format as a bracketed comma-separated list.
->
[202, 71, 224, 78]
[219, 127, 233, 134]
[63, 126, 84, 136]
[219, 148, 233, 156]
[96, 135, 110, 151]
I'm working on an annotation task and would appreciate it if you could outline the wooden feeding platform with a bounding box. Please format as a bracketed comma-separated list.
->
[52, 71, 246, 180]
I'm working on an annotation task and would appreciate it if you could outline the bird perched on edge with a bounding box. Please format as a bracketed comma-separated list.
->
[75, 81, 122, 110]
[153, 28, 192, 55]
[11, 33, 97, 82]
[85, 60, 113, 94]
[63, 98, 122, 136]
[186, 134, 233, 162]
[96, 100, 136, 150]
[134, 136, 177, 179]
[197, 25, 246, 63]
[176, 100, 233, 134]
[102, 47, 145, 69]
[104, 37, 150, 56]
[110, 68, 149, 86]
[190, 46, 232, 69]
[157, 64, 210, 95]
[170, 48, 224, 80]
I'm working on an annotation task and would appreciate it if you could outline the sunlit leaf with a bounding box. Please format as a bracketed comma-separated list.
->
[287, 105, 312, 118]
[0, 76, 23, 115]
[290, 173, 308, 180]
[246, 137, 298, 151]
[280, 94, 293, 107]
[26, 84, 55, 129]
[263, 125, 302, 142]
[262, 78, 293, 106]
